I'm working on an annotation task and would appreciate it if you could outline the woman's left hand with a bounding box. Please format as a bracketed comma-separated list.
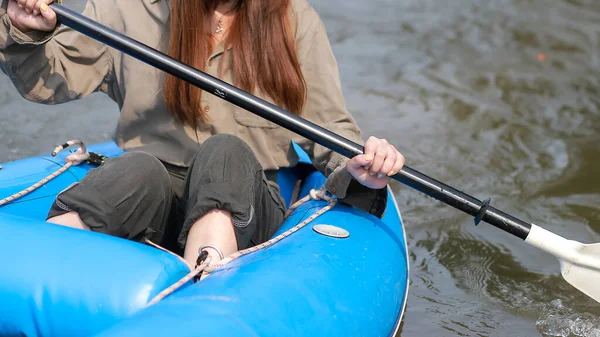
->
[345, 136, 405, 190]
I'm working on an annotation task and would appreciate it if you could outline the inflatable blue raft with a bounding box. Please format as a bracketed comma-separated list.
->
[0, 142, 409, 337]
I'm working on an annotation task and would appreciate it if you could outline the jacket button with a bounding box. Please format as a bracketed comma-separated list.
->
[204, 106, 210, 112]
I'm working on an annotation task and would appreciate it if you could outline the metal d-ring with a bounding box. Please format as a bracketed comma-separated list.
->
[198, 244, 224, 260]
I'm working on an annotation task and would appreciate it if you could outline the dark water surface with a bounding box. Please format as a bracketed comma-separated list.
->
[1, 0, 599, 336]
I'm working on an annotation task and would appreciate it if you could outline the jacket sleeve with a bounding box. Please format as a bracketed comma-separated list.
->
[0, 0, 114, 104]
[293, 11, 387, 217]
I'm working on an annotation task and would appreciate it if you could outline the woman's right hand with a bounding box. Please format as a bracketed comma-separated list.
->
[7, 0, 57, 33]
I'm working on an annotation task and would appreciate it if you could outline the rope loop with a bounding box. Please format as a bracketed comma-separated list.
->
[52, 140, 90, 165]
[0, 139, 92, 207]
[309, 188, 326, 200]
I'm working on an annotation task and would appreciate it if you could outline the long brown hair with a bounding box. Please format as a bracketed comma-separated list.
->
[165, 0, 307, 126]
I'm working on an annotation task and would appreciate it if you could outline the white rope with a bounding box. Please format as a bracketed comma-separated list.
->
[145, 188, 337, 306]
[202, 188, 336, 275]
[145, 237, 212, 306]
[0, 140, 89, 207]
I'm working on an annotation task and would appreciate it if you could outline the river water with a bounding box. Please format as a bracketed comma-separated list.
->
[1, 0, 599, 336]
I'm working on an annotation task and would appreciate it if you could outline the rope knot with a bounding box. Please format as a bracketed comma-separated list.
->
[52, 140, 90, 165]
[65, 148, 91, 165]
[309, 188, 335, 202]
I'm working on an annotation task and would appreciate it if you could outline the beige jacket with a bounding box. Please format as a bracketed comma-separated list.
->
[0, 0, 380, 205]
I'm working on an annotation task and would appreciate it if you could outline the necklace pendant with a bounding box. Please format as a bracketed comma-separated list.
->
[215, 18, 224, 34]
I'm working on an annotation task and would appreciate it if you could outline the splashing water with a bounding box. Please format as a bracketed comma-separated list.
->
[536, 300, 600, 337]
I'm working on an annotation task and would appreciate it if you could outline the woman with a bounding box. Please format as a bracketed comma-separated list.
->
[0, 0, 405, 270]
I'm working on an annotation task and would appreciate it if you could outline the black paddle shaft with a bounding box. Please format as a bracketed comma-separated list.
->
[52, 4, 532, 240]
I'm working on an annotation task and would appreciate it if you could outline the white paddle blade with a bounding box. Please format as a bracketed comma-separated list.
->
[525, 224, 600, 303]
[559, 242, 600, 302]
